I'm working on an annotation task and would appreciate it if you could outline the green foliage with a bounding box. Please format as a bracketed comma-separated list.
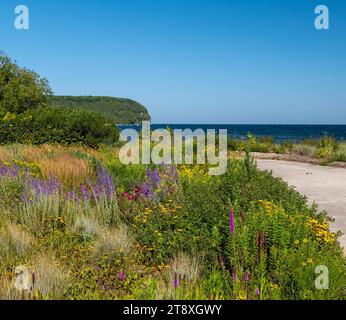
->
[105, 157, 146, 191]
[228, 133, 275, 153]
[316, 136, 339, 159]
[233, 200, 346, 299]
[0, 52, 52, 115]
[228, 132, 346, 163]
[48, 96, 151, 124]
[0, 146, 345, 300]
[276, 140, 293, 154]
[67, 251, 143, 300]
[0, 53, 144, 148]
[335, 143, 346, 162]
[0, 107, 119, 147]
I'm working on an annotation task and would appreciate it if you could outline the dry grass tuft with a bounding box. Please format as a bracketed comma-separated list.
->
[73, 215, 102, 238]
[154, 253, 201, 300]
[30, 252, 70, 299]
[0, 146, 18, 164]
[292, 144, 317, 157]
[19, 145, 50, 162]
[95, 224, 134, 256]
[38, 153, 91, 187]
[0, 276, 23, 300]
[0, 222, 33, 257]
[0, 244, 68, 300]
[170, 252, 200, 283]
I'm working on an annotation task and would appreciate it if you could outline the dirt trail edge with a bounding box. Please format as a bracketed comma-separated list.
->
[257, 160, 346, 254]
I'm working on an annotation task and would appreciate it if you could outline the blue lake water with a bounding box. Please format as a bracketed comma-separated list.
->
[117, 124, 346, 143]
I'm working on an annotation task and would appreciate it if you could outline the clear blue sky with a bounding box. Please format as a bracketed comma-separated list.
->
[0, 0, 345, 124]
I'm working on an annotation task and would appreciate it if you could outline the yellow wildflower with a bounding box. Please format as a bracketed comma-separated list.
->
[238, 291, 247, 300]
[269, 283, 279, 290]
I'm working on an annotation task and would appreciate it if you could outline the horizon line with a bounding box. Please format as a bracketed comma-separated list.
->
[123, 123, 346, 126]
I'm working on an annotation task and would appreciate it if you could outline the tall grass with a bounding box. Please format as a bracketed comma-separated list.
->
[0, 146, 18, 163]
[335, 143, 346, 162]
[30, 252, 70, 299]
[292, 144, 317, 157]
[0, 222, 33, 263]
[94, 224, 134, 256]
[15, 193, 77, 235]
[73, 214, 102, 239]
[38, 154, 91, 187]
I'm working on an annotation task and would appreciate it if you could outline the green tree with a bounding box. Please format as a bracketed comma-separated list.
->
[0, 52, 120, 148]
[0, 107, 119, 147]
[0, 52, 52, 115]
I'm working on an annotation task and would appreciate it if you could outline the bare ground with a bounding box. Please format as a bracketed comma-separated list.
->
[252, 152, 346, 169]
[256, 159, 346, 254]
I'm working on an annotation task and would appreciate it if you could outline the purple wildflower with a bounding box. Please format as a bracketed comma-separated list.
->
[90, 184, 103, 200]
[142, 165, 179, 201]
[32, 178, 41, 195]
[0, 165, 20, 178]
[173, 273, 180, 289]
[243, 272, 250, 282]
[255, 288, 260, 296]
[118, 270, 126, 281]
[80, 167, 116, 201]
[66, 191, 78, 202]
[229, 208, 235, 235]
[43, 178, 60, 195]
[140, 183, 154, 198]
[21, 194, 31, 204]
[80, 185, 89, 201]
[146, 169, 161, 188]
[232, 269, 238, 282]
[28, 177, 61, 196]
[97, 168, 115, 196]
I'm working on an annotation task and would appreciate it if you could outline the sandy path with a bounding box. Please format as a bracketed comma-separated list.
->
[256, 160, 346, 253]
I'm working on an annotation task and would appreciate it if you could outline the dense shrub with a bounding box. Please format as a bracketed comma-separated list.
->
[0, 53, 121, 148]
[316, 136, 339, 159]
[0, 107, 119, 147]
[228, 133, 276, 153]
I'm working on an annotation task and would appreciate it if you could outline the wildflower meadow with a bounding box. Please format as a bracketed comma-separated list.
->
[0, 144, 345, 300]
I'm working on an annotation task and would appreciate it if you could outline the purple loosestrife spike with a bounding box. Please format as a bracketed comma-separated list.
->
[118, 270, 126, 281]
[255, 288, 260, 296]
[243, 272, 250, 282]
[173, 273, 180, 289]
[232, 269, 238, 282]
[229, 208, 235, 235]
